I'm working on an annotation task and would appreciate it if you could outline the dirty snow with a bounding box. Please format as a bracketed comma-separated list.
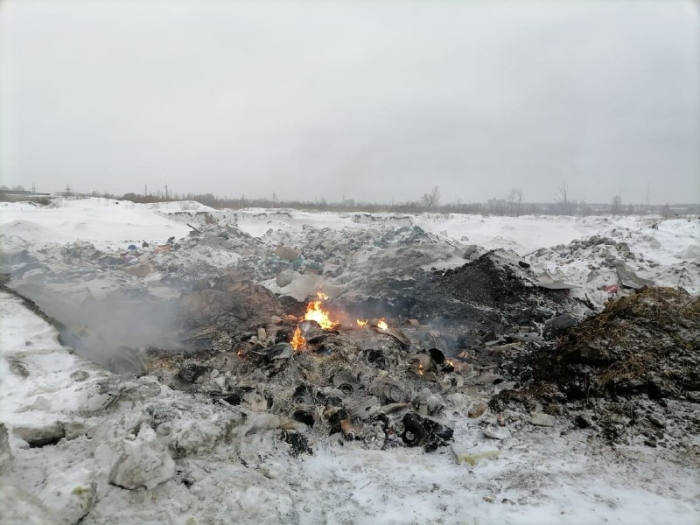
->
[1, 198, 699, 525]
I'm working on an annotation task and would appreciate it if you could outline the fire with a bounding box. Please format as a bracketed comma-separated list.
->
[418, 363, 424, 376]
[303, 293, 339, 330]
[377, 319, 388, 330]
[356, 319, 368, 328]
[291, 327, 306, 351]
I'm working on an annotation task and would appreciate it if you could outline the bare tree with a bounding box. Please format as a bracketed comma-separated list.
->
[421, 186, 441, 212]
[557, 180, 570, 214]
[611, 194, 622, 215]
[507, 187, 523, 217]
[507, 189, 516, 216]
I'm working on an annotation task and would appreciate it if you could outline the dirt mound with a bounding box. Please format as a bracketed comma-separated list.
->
[372, 252, 571, 336]
[438, 253, 527, 308]
[532, 287, 700, 402]
[491, 287, 700, 450]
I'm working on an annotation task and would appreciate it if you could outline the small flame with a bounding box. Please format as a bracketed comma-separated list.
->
[303, 294, 339, 330]
[291, 327, 306, 351]
[377, 319, 388, 330]
[418, 363, 424, 376]
[356, 319, 368, 328]
[446, 360, 454, 367]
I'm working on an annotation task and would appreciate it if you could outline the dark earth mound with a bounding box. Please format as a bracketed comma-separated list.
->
[532, 287, 699, 402]
[491, 287, 700, 449]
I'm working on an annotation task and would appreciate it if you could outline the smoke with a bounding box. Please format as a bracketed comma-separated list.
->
[11, 281, 182, 375]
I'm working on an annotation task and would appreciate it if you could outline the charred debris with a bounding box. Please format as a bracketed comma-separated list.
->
[138, 243, 584, 457]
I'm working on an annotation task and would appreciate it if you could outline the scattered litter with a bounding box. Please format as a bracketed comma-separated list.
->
[451, 445, 500, 466]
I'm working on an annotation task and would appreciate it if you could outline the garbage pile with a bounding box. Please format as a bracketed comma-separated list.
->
[139, 247, 594, 457]
[491, 287, 700, 450]
[147, 314, 461, 454]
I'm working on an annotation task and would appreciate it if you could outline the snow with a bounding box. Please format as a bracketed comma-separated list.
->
[0, 198, 195, 251]
[1, 198, 699, 524]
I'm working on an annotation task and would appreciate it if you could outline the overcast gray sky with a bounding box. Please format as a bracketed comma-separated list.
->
[1, 1, 698, 204]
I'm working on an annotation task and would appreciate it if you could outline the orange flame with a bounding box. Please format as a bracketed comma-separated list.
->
[356, 319, 368, 328]
[377, 319, 388, 330]
[303, 293, 339, 330]
[418, 363, 424, 376]
[291, 327, 306, 351]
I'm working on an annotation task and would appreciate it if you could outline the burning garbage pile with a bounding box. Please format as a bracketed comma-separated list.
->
[149, 292, 463, 455]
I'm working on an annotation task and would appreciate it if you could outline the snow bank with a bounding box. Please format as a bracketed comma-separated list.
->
[0, 199, 192, 251]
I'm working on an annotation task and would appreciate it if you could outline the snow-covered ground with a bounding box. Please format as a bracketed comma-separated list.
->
[1, 198, 699, 525]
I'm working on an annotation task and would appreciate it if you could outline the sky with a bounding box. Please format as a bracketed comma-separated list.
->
[0, 1, 698, 205]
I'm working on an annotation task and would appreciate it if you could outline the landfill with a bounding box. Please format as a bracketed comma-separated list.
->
[0, 198, 699, 524]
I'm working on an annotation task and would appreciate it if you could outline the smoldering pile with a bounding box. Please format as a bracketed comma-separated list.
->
[146, 317, 463, 455]
[139, 250, 588, 458]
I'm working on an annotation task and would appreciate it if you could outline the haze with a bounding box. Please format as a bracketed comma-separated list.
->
[1, 1, 698, 204]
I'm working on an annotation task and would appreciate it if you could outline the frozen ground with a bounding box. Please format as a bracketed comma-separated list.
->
[1, 198, 699, 524]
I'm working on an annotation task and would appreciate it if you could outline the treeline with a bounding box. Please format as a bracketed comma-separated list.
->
[14, 184, 698, 216]
[81, 190, 696, 217]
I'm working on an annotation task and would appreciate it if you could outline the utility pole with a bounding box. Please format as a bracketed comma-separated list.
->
[165, 184, 169, 200]
[31, 183, 36, 193]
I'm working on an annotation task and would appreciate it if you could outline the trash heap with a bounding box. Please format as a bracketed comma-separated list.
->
[147, 310, 464, 455]
[140, 242, 596, 458]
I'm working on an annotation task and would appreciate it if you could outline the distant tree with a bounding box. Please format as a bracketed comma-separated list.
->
[11, 185, 25, 191]
[611, 194, 622, 215]
[421, 186, 441, 212]
[557, 181, 571, 215]
[507, 188, 523, 217]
